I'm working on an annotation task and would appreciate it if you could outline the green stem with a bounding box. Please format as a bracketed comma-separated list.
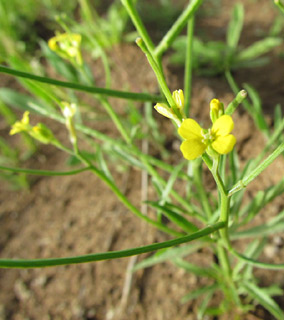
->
[121, 0, 155, 53]
[0, 65, 164, 102]
[0, 165, 89, 176]
[0, 222, 225, 268]
[229, 141, 284, 196]
[154, 0, 203, 58]
[136, 38, 181, 120]
[100, 98, 131, 144]
[210, 158, 232, 276]
[184, 16, 195, 117]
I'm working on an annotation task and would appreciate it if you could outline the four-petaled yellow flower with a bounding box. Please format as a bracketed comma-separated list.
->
[178, 115, 236, 160]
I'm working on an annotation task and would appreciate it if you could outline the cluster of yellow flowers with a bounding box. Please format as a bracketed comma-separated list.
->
[48, 32, 83, 66]
[155, 90, 236, 160]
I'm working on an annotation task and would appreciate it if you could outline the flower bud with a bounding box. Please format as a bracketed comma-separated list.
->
[154, 103, 181, 127]
[210, 98, 224, 123]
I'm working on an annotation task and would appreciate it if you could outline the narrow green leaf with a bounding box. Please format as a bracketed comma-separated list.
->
[174, 258, 217, 278]
[97, 148, 114, 182]
[0, 65, 164, 102]
[242, 282, 284, 320]
[133, 243, 203, 271]
[0, 222, 225, 268]
[243, 83, 268, 132]
[160, 162, 185, 204]
[232, 218, 284, 239]
[238, 38, 282, 61]
[0, 88, 51, 114]
[147, 202, 199, 233]
[181, 283, 218, 303]
[226, 3, 244, 49]
[274, 104, 283, 130]
[197, 288, 217, 320]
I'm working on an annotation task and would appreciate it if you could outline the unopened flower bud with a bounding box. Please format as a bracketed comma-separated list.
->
[154, 103, 181, 127]
[210, 99, 224, 123]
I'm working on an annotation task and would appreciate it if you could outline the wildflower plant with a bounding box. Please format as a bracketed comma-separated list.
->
[1, 0, 284, 319]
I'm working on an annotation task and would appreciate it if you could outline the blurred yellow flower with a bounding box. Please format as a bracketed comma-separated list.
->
[10, 111, 31, 135]
[178, 115, 236, 160]
[10, 112, 58, 145]
[48, 32, 82, 66]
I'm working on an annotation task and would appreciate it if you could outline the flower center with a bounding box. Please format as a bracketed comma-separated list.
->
[201, 128, 216, 145]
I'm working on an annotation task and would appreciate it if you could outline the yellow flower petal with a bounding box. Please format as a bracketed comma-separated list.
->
[180, 139, 206, 160]
[212, 115, 234, 136]
[9, 111, 30, 135]
[178, 119, 203, 140]
[22, 111, 30, 125]
[212, 134, 236, 154]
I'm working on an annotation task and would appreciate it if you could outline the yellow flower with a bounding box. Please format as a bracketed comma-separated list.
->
[10, 112, 58, 145]
[48, 33, 82, 66]
[178, 115, 236, 160]
[10, 111, 31, 135]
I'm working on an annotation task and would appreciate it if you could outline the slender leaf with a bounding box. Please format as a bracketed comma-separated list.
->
[242, 282, 284, 320]
[226, 3, 244, 49]
[147, 202, 199, 233]
[181, 283, 218, 303]
[238, 38, 282, 61]
[132, 243, 204, 271]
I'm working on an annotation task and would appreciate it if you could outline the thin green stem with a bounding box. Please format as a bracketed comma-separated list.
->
[0, 65, 164, 102]
[136, 38, 181, 120]
[0, 222, 225, 268]
[100, 98, 131, 145]
[154, 0, 203, 58]
[210, 158, 232, 277]
[0, 165, 89, 176]
[229, 141, 284, 196]
[184, 16, 195, 117]
[121, 0, 155, 53]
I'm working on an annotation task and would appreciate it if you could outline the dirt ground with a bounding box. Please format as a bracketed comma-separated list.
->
[0, 0, 284, 319]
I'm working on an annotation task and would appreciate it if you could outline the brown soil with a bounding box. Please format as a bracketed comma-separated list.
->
[1, 1, 284, 319]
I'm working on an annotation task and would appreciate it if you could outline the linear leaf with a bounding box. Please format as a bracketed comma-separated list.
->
[226, 3, 244, 49]
[238, 37, 282, 61]
[133, 242, 203, 271]
[242, 282, 284, 320]
[147, 201, 199, 233]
